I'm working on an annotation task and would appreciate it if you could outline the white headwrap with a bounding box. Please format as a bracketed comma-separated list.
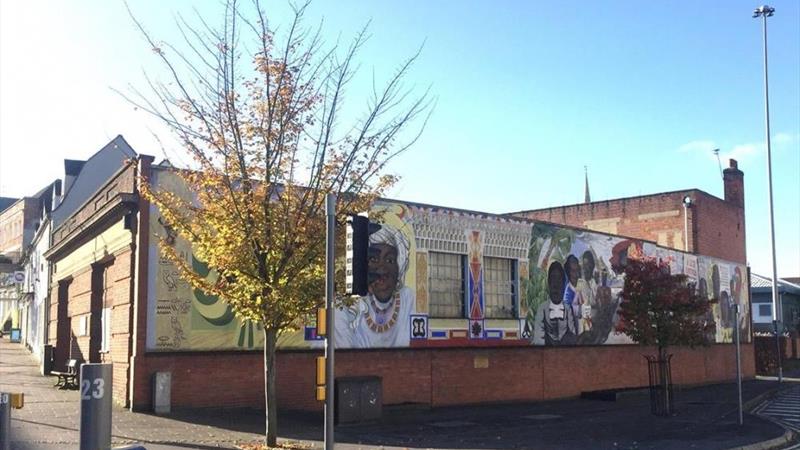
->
[369, 224, 410, 289]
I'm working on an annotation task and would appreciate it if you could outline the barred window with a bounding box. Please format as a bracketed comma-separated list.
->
[429, 252, 465, 318]
[484, 257, 516, 318]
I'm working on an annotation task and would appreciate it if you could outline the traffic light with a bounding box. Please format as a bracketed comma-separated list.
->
[316, 308, 327, 337]
[316, 356, 326, 401]
[346, 214, 370, 296]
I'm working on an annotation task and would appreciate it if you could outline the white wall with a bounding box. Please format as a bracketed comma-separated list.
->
[22, 220, 50, 362]
[752, 301, 773, 323]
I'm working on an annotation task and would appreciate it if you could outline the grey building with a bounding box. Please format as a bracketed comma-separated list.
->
[750, 273, 800, 335]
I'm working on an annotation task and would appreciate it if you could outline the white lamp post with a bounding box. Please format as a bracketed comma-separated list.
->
[753, 4, 782, 382]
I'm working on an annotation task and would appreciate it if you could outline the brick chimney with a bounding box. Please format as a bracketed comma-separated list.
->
[723, 159, 744, 208]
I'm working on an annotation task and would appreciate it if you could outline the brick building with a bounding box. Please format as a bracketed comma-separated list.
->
[0, 197, 41, 264]
[510, 159, 746, 264]
[45, 160, 139, 404]
[43, 154, 753, 413]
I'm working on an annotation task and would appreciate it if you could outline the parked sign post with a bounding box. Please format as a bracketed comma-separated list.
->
[79, 363, 112, 450]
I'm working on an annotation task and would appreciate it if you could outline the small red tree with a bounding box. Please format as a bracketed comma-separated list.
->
[616, 257, 715, 358]
[615, 257, 715, 415]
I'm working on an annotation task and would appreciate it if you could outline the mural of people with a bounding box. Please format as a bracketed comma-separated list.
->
[335, 224, 415, 348]
[697, 278, 716, 342]
[563, 255, 582, 321]
[576, 251, 597, 333]
[578, 270, 620, 345]
[533, 261, 578, 345]
[731, 266, 749, 336]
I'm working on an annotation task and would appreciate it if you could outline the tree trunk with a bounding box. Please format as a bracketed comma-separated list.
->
[264, 327, 278, 447]
[658, 346, 671, 415]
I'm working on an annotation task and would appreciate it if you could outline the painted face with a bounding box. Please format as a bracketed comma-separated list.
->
[368, 243, 398, 303]
[698, 278, 708, 300]
[582, 253, 595, 281]
[566, 257, 581, 286]
[548, 264, 565, 305]
[712, 266, 721, 298]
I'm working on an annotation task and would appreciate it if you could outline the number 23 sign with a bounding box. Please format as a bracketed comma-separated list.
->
[81, 379, 105, 400]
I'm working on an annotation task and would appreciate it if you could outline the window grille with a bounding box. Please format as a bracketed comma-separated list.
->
[429, 252, 465, 318]
[484, 257, 516, 318]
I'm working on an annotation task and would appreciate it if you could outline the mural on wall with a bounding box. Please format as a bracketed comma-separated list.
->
[526, 224, 634, 346]
[145, 184, 750, 351]
[467, 230, 485, 338]
[334, 204, 417, 348]
[289, 200, 750, 349]
[145, 169, 264, 351]
[525, 224, 750, 347]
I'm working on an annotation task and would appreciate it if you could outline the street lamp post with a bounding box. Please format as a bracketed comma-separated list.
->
[753, 4, 782, 383]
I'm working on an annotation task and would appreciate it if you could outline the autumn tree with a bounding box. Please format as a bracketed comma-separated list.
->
[615, 257, 715, 415]
[124, 0, 430, 445]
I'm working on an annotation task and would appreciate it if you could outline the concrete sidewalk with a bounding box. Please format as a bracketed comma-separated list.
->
[1, 337, 797, 449]
[0, 338, 262, 449]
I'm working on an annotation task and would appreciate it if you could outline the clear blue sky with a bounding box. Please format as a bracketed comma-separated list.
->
[1, 1, 798, 277]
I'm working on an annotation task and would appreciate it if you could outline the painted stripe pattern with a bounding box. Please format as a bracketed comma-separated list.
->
[755, 385, 800, 433]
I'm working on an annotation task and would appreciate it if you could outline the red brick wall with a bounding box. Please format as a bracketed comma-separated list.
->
[692, 194, 746, 264]
[46, 267, 94, 366]
[515, 189, 745, 264]
[102, 247, 135, 406]
[48, 246, 135, 407]
[129, 344, 754, 412]
[517, 190, 693, 250]
[48, 281, 70, 370]
[129, 155, 152, 411]
[134, 352, 266, 410]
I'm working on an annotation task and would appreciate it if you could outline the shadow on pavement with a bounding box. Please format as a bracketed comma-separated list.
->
[150, 381, 789, 450]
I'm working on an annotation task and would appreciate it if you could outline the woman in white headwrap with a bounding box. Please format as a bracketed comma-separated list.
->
[335, 224, 415, 348]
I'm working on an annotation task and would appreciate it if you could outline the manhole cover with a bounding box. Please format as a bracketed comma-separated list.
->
[430, 420, 476, 428]
[523, 414, 563, 420]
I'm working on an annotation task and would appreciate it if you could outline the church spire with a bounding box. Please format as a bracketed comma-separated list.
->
[584, 166, 591, 203]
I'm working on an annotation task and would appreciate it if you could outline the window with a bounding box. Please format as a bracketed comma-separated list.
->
[79, 315, 90, 336]
[429, 252, 465, 317]
[484, 257, 516, 318]
[101, 308, 111, 353]
[758, 304, 772, 317]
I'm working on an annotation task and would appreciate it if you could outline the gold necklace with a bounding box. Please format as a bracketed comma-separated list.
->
[365, 293, 401, 333]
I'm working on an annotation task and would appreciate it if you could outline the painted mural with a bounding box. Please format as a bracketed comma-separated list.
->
[145, 187, 750, 351]
[525, 223, 750, 346]
[333, 203, 417, 348]
[145, 169, 264, 351]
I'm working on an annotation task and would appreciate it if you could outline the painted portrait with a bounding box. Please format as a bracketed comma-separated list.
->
[335, 222, 416, 348]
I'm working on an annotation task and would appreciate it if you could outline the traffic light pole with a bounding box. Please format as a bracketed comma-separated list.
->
[325, 193, 336, 450]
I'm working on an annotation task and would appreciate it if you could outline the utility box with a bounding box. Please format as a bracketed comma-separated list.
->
[152, 372, 171, 415]
[42, 345, 53, 375]
[335, 376, 382, 424]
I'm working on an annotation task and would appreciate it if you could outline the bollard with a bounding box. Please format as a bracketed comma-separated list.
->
[80, 363, 112, 450]
[1, 393, 10, 450]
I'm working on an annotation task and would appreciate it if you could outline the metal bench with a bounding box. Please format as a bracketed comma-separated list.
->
[51, 359, 80, 390]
